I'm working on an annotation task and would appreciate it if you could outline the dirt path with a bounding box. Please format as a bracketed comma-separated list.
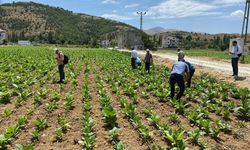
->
[118, 49, 250, 89]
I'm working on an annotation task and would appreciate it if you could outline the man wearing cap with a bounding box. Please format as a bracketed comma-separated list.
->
[131, 46, 137, 69]
[177, 48, 184, 61]
[229, 41, 242, 79]
[170, 53, 190, 100]
[144, 49, 153, 73]
[54, 48, 65, 83]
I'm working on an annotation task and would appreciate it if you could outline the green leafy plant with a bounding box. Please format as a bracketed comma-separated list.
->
[0, 134, 13, 149]
[169, 112, 179, 123]
[238, 120, 245, 128]
[30, 130, 40, 142]
[141, 91, 149, 99]
[138, 126, 153, 142]
[27, 108, 34, 115]
[0, 92, 11, 104]
[15, 144, 34, 150]
[56, 116, 71, 130]
[46, 101, 59, 112]
[147, 113, 161, 125]
[17, 115, 28, 128]
[82, 135, 95, 150]
[223, 110, 230, 119]
[119, 98, 128, 108]
[109, 127, 122, 142]
[52, 90, 60, 101]
[34, 95, 42, 105]
[5, 125, 18, 138]
[175, 100, 189, 113]
[188, 111, 203, 123]
[1, 108, 12, 117]
[152, 145, 167, 150]
[102, 106, 117, 127]
[210, 126, 220, 138]
[187, 127, 205, 143]
[132, 95, 139, 104]
[234, 99, 250, 118]
[113, 141, 130, 150]
[198, 119, 210, 133]
[33, 118, 47, 131]
[164, 128, 188, 149]
[54, 128, 64, 140]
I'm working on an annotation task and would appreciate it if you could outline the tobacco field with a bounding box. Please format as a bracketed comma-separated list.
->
[0, 47, 250, 150]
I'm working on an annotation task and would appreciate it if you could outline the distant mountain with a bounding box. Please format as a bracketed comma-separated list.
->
[0, 2, 139, 43]
[144, 27, 182, 35]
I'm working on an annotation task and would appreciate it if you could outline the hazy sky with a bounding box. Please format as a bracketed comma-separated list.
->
[1, 0, 247, 34]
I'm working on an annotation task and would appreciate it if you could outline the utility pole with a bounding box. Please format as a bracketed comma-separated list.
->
[137, 12, 146, 50]
[241, 0, 250, 61]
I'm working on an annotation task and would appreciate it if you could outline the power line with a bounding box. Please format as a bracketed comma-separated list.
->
[174, 0, 212, 16]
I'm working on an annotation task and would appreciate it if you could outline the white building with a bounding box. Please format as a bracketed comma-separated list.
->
[0, 29, 6, 44]
[102, 40, 111, 47]
[162, 36, 178, 48]
[18, 40, 31, 46]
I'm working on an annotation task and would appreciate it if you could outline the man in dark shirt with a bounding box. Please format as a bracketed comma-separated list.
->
[183, 60, 195, 88]
[144, 49, 153, 73]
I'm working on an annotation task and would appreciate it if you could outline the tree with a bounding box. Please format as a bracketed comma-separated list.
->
[158, 35, 162, 46]
[92, 38, 98, 47]
[219, 44, 227, 51]
[48, 31, 53, 44]
[60, 38, 66, 45]
[3, 39, 8, 45]
[186, 35, 192, 41]
[110, 41, 117, 48]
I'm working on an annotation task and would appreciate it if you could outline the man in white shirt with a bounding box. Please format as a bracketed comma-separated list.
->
[229, 41, 242, 79]
[131, 46, 137, 69]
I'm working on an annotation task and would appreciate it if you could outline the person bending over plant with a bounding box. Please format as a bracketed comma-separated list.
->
[170, 52, 190, 100]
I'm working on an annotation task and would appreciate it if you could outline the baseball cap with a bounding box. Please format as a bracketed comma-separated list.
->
[146, 49, 149, 51]
[54, 48, 58, 53]
[178, 51, 184, 59]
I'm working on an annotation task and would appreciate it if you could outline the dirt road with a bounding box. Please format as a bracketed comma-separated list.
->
[119, 49, 250, 88]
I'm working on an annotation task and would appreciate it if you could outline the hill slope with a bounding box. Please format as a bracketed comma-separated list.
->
[0, 2, 139, 43]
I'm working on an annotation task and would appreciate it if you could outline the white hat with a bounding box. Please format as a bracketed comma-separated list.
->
[146, 49, 149, 51]
[54, 48, 58, 53]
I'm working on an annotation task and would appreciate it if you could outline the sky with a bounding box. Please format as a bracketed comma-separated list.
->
[1, 0, 247, 34]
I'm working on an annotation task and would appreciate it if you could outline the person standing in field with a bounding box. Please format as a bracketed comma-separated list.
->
[54, 48, 65, 83]
[144, 49, 153, 73]
[170, 52, 190, 100]
[177, 48, 184, 61]
[183, 59, 195, 88]
[229, 41, 242, 79]
[131, 46, 137, 69]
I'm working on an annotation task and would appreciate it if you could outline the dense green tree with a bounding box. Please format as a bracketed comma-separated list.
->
[158, 35, 162, 46]
[186, 35, 192, 41]
[48, 31, 53, 44]
[92, 38, 98, 47]
[111, 41, 118, 48]
[3, 39, 8, 45]
[60, 38, 66, 45]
